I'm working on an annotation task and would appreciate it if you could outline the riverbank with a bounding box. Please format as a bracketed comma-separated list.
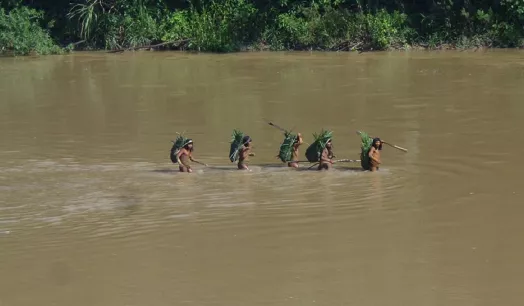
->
[2, 1, 524, 56]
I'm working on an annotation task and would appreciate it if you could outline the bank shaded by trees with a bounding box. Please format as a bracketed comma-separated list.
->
[1, 0, 523, 55]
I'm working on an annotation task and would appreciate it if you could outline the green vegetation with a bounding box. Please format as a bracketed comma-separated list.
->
[0, 6, 62, 55]
[170, 133, 190, 164]
[278, 131, 298, 163]
[1, 0, 523, 55]
[358, 131, 373, 170]
[229, 129, 245, 162]
[305, 129, 332, 162]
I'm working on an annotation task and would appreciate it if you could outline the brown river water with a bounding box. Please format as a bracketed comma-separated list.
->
[1, 51, 523, 306]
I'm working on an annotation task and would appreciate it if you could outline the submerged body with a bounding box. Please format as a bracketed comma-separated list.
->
[368, 138, 382, 172]
[177, 148, 193, 173]
[238, 136, 255, 170]
[288, 133, 303, 168]
[318, 139, 334, 171]
[176, 139, 206, 173]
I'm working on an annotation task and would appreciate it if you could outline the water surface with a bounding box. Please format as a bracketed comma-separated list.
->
[1, 51, 523, 306]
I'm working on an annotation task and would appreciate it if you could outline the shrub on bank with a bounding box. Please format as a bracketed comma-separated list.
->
[162, 0, 260, 52]
[2, 0, 524, 55]
[0, 7, 62, 56]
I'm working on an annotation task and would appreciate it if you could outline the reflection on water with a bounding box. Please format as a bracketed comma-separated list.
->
[1, 51, 524, 306]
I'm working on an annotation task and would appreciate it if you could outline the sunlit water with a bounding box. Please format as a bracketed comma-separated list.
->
[1, 51, 523, 306]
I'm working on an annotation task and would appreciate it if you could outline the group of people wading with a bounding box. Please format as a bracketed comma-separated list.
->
[170, 123, 404, 173]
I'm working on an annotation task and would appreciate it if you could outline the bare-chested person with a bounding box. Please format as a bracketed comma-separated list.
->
[238, 136, 255, 170]
[176, 139, 206, 173]
[368, 138, 382, 172]
[287, 133, 303, 168]
[318, 139, 334, 171]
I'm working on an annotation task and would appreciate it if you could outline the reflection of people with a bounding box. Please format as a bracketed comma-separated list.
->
[238, 136, 255, 170]
[368, 138, 382, 172]
[288, 133, 303, 168]
[318, 139, 334, 171]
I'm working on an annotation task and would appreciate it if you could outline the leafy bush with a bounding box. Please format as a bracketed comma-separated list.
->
[5, 0, 524, 54]
[0, 7, 62, 55]
[68, 0, 162, 50]
[350, 10, 414, 50]
[263, 12, 309, 50]
[162, 0, 259, 52]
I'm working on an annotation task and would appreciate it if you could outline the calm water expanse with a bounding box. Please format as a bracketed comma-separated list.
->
[1, 51, 524, 306]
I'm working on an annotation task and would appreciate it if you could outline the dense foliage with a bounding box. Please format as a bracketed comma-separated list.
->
[0, 6, 62, 55]
[1, 0, 523, 55]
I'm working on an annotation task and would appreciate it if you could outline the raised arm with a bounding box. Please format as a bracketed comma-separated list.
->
[294, 134, 303, 149]
[297, 133, 303, 145]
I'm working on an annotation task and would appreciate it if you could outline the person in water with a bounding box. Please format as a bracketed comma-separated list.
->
[176, 139, 206, 173]
[318, 139, 334, 170]
[238, 136, 255, 170]
[368, 138, 382, 172]
[288, 133, 304, 168]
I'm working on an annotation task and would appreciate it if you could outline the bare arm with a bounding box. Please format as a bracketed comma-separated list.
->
[176, 149, 184, 166]
[189, 152, 197, 162]
[293, 140, 303, 151]
[296, 134, 303, 146]
[189, 152, 208, 166]
[243, 146, 255, 157]
[319, 149, 333, 163]
[368, 147, 381, 163]
[189, 153, 197, 163]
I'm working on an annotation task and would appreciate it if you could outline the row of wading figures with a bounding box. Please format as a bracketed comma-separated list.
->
[170, 120, 408, 173]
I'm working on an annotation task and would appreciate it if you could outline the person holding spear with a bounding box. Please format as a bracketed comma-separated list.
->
[318, 138, 334, 170]
[170, 132, 207, 173]
[357, 131, 408, 172]
[368, 137, 383, 172]
[288, 133, 304, 168]
[229, 130, 256, 170]
[265, 119, 304, 168]
[238, 135, 255, 170]
[172, 137, 207, 173]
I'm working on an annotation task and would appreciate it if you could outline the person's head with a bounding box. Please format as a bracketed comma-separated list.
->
[372, 138, 382, 150]
[325, 139, 332, 149]
[184, 139, 194, 151]
[295, 133, 302, 144]
[243, 135, 252, 147]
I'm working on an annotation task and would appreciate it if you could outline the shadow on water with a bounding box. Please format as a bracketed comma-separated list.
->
[152, 168, 178, 174]
[151, 164, 366, 174]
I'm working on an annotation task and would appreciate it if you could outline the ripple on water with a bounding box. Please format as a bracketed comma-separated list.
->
[0, 157, 414, 246]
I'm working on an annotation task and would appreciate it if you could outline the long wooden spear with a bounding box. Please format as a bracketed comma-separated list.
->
[307, 159, 361, 169]
[356, 131, 408, 152]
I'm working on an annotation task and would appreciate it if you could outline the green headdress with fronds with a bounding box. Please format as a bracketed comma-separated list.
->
[170, 133, 191, 164]
[359, 131, 373, 170]
[305, 129, 332, 162]
[229, 129, 245, 162]
[277, 131, 298, 163]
